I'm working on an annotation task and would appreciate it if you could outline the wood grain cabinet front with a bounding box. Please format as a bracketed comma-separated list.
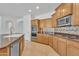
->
[0, 46, 10, 56]
[37, 34, 49, 45]
[19, 35, 24, 56]
[72, 3, 79, 25]
[57, 38, 67, 56]
[55, 3, 72, 19]
[53, 36, 58, 52]
[48, 36, 53, 47]
[61, 3, 73, 17]
[52, 13, 57, 28]
[67, 40, 79, 56]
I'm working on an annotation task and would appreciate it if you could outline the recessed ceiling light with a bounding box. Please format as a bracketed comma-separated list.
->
[28, 9, 32, 12]
[36, 6, 39, 10]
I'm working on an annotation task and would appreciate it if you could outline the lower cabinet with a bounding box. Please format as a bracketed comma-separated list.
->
[42, 35, 49, 45]
[48, 36, 53, 47]
[53, 36, 79, 56]
[67, 40, 79, 56]
[19, 36, 24, 56]
[37, 34, 49, 45]
[0, 46, 10, 56]
[36, 34, 79, 56]
[37, 34, 43, 43]
[57, 38, 67, 56]
[53, 36, 58, 52]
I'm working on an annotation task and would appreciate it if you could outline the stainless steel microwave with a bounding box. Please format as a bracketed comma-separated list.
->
[57, 15, 71, 26]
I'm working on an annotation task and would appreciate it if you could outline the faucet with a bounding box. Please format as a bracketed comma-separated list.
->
[10, 26, 14, 35]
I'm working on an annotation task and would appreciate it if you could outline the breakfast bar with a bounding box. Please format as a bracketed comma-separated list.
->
[0, 34, 24, 56]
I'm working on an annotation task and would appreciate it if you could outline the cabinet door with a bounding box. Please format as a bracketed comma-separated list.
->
[67, 45, 79, 56]
[0, 47, 10, 56]
[49, 36, 53, 47]
[55, 5, 61, 19]
[19, 36, 24, 56]
[43, 35, 49, 45]
[37, 34, 43, 43]
[11, 40, 19, 56]
[67, 40, 79, 56]
[57, 38, 67, 56]
[53, 36, 58, 52]
[72, 3, 79, 25]
[52, 14, 57, 28]
[61, 3, 72, 17]
[44, 19, 53, 28]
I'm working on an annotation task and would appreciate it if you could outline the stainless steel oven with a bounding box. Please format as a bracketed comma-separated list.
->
[31, 26, 37, 38]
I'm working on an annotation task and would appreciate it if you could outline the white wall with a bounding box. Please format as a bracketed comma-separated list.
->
[0, 16, 2, 45]
[23, 15, 31, 41]
[0, 16, 18, 34]
[0, 16, 2, 34]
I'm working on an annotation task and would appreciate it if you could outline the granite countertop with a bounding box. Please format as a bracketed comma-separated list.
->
[54, 34, 79, 42]
[0, 34, 23, 49]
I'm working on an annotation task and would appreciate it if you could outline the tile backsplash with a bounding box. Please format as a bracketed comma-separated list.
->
[43, 27, 54, 34]
[54, 26, 79, 35]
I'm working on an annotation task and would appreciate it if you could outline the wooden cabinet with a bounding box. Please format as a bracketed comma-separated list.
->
[39, 20, 45, 33]
[44, 18, 53, 28]
[32, 19, 39, 26]
[72, 3, 79, 25]
[52, 3, 79, 26]
[55, 5, 61, 19]
[37, 34, 43, 43]
[53, 3, 72, 19]
[48, 36, 53, 47]
[39, 20, 45, 29]
[52, 13, 57, 28]
[37, 34, 49, 45]
[67, 40, 79, 56]
[39, 18, 53, 33]
[19, 35, 24, 56]
[57, 37, 67, 56]
[60, 3, 72, 17]
[53, 36, 58, 52]
[0, 47, 10, 56]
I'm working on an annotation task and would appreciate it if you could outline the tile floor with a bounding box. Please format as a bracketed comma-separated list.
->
[22, 41, 59, 56]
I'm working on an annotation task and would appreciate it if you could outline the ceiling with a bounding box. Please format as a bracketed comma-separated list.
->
[0, 3, 60, 18]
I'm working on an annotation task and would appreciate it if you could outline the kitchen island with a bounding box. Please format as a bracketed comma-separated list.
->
[0, 34, 24, 56]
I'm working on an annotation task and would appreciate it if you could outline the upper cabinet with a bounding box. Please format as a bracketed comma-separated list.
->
[60, 3, 73, 17]
[44, 18, 53, 28]
[39, 20, 45, 29]
[52, 3, 79, 27]
[52, 13, 57, 28]
[39, 18, 53, 28]
[31, 19, 39, 26]
[55, 3, 73, 19]
[51, 3, 73, 28]
[72, 3, 79, 25]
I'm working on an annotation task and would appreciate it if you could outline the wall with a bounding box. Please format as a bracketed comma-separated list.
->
[0, 16, 2, 34]
[0, 16, 18, 34]
[23, 15, 31, 41]
[0, 16, 2, 45]
[0, 15, 31, 42]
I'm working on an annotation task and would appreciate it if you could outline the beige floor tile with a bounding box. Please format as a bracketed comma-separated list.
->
[22, 41, 59, 56]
